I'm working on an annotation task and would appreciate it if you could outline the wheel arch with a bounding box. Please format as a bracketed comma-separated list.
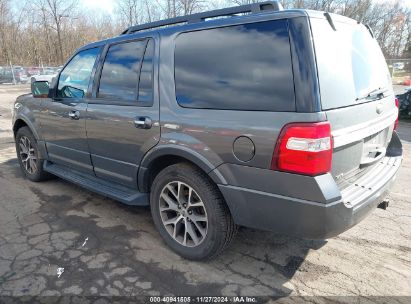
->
[13, 116, 47, 159]
[13, 116, 40, 140]
[138, 145, 227, 192]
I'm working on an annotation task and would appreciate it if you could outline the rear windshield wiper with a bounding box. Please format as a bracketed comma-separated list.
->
[356, 87, 388, 101]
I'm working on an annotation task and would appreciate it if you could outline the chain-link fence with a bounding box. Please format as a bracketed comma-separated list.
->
[387, 59, 411, 86]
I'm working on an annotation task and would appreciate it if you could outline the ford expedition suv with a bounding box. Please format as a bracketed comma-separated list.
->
[12, 1, 403, 260]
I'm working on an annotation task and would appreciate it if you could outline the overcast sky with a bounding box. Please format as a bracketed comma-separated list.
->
[81, 0, 115, 15]
[80, 0, 411, 17]
[11, 0, 411, 16]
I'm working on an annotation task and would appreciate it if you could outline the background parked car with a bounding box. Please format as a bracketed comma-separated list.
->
[0, 67, 28, 84]
[397, 89, 411, 119]
[393, 62, 405, 70]
[26, 67, 42, 76]
[30, 68, 58, 83]
[12, 66, 28, 84]
[403, 79, 411, 86]
[0, 67, 15, 84]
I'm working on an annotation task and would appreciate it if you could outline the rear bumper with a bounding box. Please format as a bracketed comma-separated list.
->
[217, 134, 402, 239]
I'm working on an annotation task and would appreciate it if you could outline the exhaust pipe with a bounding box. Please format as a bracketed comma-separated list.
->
[378, 199, 390, 210]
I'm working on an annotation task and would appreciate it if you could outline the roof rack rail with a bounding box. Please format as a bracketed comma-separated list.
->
[121, 1, 283, 35]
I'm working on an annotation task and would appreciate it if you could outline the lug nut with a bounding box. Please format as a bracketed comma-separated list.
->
[188, 211, 192, 215]
[183, 203, 187, 208]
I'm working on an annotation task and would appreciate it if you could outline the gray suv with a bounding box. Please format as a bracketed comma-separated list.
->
[12, 1, 403, 260]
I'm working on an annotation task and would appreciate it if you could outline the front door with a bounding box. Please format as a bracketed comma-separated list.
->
[86, 37, 160, 188]
[39, 47, 101, 174]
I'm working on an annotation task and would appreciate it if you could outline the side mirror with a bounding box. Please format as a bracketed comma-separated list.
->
[31, 81, 50, 98]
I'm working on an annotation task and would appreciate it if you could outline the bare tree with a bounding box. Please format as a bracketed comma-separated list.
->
[230, 0, 260, 4]
[0, 0, 29, 65]
[165, 0, 178, 18]
[0, 0, 12, 64]
[116, 0, 142, 27]
[34, 0, 79, 63]
[179, 0, 205, 15]
[1, 0, 410, 66]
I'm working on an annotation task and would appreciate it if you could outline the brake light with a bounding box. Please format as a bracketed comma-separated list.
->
[394, 98, 399, 130]
[271, 122, 333, 176]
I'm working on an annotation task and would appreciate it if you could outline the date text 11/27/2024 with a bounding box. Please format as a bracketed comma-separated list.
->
[149, 296, 258, 303]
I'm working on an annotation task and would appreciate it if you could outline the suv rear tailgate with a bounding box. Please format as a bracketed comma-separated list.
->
[328, 99, 396, 182]
[310, 13, 397, 185]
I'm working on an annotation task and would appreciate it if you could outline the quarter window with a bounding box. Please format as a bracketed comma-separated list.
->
[57, 47, 100, 99]
[175, 20, 295, 111]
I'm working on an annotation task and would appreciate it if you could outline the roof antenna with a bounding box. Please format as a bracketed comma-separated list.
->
[324, 12, 336, 31]
[364, 24, 375, 38]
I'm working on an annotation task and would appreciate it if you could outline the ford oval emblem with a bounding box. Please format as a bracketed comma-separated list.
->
[376, 103, 383, 114]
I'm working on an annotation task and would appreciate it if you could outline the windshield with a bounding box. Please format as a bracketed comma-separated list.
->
[311, 17, 391, 110]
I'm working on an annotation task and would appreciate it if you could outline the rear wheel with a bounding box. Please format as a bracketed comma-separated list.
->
[150, 163, 237, 260]
[16, 127, 52, 182]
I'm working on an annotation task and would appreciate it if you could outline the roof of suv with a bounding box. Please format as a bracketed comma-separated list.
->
[78, 2, 358, 53]
[78, 3, 313, 52]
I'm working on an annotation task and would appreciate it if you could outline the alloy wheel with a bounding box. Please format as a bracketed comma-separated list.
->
[159, 181, 208, 247]
[19, 136, 37, 174]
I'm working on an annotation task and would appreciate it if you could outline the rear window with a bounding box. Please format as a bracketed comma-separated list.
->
[174, 19, 295, 111]
[311, 17, 391, 110]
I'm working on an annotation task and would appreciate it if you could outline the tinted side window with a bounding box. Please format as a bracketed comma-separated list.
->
[57, 48, 100, 98]
[98, 40, 146, 101]
[175, 19, 295, 111]
[138, 39, 154, 103]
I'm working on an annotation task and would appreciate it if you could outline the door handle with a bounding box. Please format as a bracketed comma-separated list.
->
[134, 116, 152, 129]
[69, 111, 80, 120]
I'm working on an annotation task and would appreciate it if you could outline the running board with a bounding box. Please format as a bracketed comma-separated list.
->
[44, 162, 149, 206]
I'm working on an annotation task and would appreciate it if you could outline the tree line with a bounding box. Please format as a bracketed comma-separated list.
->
[0, 0, 410, 67]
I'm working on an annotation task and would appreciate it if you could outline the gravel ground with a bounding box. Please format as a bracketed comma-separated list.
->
[0, 84, 410, 300]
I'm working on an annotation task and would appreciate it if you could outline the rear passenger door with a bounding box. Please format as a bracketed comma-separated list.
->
[86, 37, 159, 188]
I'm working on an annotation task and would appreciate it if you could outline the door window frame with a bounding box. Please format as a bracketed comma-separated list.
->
[53, 46, 103, 101]
[90, 36, 156, 107]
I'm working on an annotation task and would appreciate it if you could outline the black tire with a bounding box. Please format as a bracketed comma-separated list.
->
[15, 127, 53, 182]
[150, 163, 237, 260]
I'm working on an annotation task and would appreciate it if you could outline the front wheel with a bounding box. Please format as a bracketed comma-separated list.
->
[150, 163, 237, 260]
[16, 127, 52, 182]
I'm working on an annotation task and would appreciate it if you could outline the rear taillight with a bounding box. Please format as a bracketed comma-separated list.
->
[394, 98, 399, 130]
[271, 122, 333, 176]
